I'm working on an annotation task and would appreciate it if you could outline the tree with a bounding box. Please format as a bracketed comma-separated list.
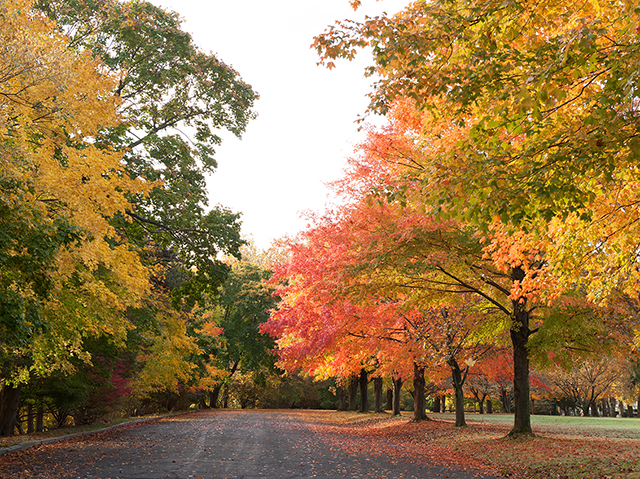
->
[544, 357, 621, 416]
[191, 253, 279, 408]
[0, 0, 152, 435]
[37, 0, 258, 306]
[313, 0, 640, 435]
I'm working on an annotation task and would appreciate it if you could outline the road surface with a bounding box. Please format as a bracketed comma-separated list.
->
[0, 410, 499, 478]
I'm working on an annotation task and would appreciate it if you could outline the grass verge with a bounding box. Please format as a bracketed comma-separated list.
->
[0, 414, 169, 449]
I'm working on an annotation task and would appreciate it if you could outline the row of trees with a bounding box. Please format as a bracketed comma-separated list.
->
[0, 0, 289, 436]
[261, 0, 640, 436]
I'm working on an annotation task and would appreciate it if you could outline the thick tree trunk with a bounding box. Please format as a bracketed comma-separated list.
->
[36, 406, 43, 432]
[386, 388, 393, 411]
[449, 360, 467, 427]
[27, 403, 34, 434]
[486, 397, 493, 414]
[222, 385, 229, 408]
[509, 298, 533, 436]
[392, 377, 402, 416]
[348, 375, 359, 411]
[373, 377, 383, 413]
[433, 395, 441, 413]
[413, 363, 427, 421]
[0, 384, 21, 437]
[210, 384, 222, 408]
[338, 387, 347, 411]
[359, 369, 368, 412]
[610, 398, 618, 417]
[628, 404, 634, 418]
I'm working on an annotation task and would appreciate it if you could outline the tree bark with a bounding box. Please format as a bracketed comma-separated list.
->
[27, 403, 34, 434]
[36, 406, 43, 432]
[222, 384, 229, 408]
[337, 386, 347, 411]
[478, 393, 486, 414]
[392, 377, 402, 416]
[210, 384, 222, 408]
[413, 363, 427, 421]
[348, 375, 359, 411]
[433, 395, 441, 413]
[509, 295, 533, 436]
[0, 383, 21, 437]
[373, 377, 383, 413]
[449, 359, 468, 427]
[338, 387, 347, 411]
[359, 369, 368, 412]
[486, 397, 493, 414]
[386, 387, 393, 411]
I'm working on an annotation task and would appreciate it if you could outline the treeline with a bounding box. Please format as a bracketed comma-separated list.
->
[0, 0, 295, 437]
[260, 0, 640, 435]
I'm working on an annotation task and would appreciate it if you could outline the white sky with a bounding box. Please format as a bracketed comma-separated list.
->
[152, 0, 408, 249]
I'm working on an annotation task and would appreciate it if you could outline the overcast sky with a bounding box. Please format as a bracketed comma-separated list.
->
[152, 0, 408, 249]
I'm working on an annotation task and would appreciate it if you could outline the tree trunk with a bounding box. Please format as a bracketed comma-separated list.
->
[222, 384, 229, 408]
[413, 363, 427, 421]
[386, 388, 393, 411]
[509, 296, 533, 436]
[210, 384, 222, 408]
[449, 359, 467, 427]
[27, 403, 34, 434]
[373, 377, 383, 413]
[359, 369, 369, 412]
[36, 406, 43, 432]
[337, 386, 347, 411]
[610, 398, 618, 417]
[628, 404, 634, 418]
[433, 395, 441, 413]
[478, 393, 486, 414]
[348, 375, 359, 411]
[392, 377, 402, 416]
[0, 383, 21, 437]
[486, 397, 493, 414]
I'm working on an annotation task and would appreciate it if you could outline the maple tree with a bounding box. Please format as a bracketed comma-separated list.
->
[311, 0, 640, 434]
[0, 0, 153, 435]
[190, 255, 279, 408]
[37, 0, 257, 306]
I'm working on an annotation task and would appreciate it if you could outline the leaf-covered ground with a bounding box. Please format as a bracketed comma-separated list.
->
[2, 410, 639, 478]
[312, 411, 640, 478]
[0, 410, 496, 479]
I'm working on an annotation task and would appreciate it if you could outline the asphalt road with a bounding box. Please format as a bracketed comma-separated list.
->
[0, 410, 499, 479]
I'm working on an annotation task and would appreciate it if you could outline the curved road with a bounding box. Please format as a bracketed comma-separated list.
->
[0, 410, 498, 479]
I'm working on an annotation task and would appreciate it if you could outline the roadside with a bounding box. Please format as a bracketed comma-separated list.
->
[3, 409, 640, 478]
[0, 410, 498, 479]
[0, 411, 193, 455]
[323, 411, 640, 478]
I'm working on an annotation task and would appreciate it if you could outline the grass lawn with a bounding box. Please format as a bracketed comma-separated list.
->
[326, 411, 640, 478]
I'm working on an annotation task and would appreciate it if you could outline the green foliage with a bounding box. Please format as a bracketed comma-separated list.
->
[37, 0, 257, 304]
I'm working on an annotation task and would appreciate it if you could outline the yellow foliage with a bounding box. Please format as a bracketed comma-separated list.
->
[0, 0, 152, 314]
[129, 309, 201, 398]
